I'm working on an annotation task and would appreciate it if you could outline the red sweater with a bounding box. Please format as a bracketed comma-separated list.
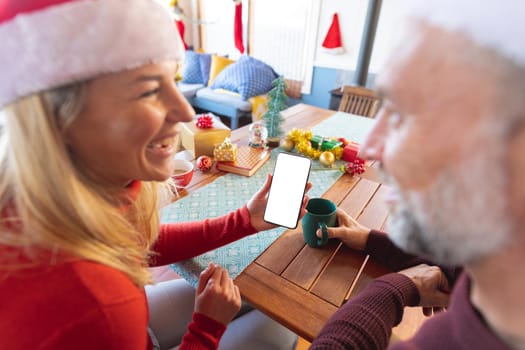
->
[311, 231, 511, 349]
[0, 206, 257, 350]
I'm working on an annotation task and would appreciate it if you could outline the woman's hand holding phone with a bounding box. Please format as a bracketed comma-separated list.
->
[263, 153, 312, 229]
[247, 173, 312, 232]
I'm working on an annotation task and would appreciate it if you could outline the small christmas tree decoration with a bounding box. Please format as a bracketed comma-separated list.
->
[262, 76, 287, 147]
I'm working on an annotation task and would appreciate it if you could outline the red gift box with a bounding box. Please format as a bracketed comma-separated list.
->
[342, 142, 361, 162]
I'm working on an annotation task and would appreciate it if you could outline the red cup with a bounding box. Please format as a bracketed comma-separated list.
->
[171, 159, 194, 188]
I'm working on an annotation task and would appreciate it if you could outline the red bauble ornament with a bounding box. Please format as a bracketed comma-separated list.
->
[196, 114, 213, 129]
[337, 137, 350, 147]
[196, 155, 213, 172]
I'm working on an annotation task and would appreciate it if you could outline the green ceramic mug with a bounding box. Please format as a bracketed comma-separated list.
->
[301, 198, 337, 248]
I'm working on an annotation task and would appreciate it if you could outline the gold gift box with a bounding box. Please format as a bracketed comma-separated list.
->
[180, 115, 231, 158]
[214, 142, 237, 162]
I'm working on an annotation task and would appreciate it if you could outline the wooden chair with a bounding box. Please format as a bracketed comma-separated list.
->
[338, 85, 380, 118]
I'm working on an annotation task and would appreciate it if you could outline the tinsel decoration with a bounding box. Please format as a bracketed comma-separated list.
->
[286, 128, 343, 160]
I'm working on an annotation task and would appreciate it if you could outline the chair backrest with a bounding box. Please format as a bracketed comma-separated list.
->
[338, 85, 380, 118]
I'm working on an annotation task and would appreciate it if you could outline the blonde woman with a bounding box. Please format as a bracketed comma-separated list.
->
[0, 1, 304, 349]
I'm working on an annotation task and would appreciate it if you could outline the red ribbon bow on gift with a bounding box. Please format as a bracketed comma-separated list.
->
[196, 115, 214, 129]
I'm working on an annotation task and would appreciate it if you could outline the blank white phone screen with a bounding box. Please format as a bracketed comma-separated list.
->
[264, 152, 311, 229]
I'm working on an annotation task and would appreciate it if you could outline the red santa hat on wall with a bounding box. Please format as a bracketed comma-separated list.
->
[0, 0, 185, 108]
[321, 13, 344, 54]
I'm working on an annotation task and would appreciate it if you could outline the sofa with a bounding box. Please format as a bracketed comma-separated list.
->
[178, 83, 252, 130]
[177, 51, 278, 129]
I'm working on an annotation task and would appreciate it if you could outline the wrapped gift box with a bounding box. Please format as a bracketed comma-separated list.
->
[310, 135, 343, 151]
[213, 138, 237, 162]
[180, 114, 231, 158]
[342, 141, 361, 162]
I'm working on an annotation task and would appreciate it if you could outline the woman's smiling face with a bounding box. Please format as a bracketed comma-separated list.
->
[64, 60, 194, 187]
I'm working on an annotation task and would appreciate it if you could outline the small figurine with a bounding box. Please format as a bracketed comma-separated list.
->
[248, 121, 268, 148]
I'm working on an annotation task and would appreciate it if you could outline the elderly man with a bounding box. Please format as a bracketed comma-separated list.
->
[311, 1, 525, 349]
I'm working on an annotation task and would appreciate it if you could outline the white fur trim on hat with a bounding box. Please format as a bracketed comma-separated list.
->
[405, 0, 525, 69]
[0, 0, 185, 108]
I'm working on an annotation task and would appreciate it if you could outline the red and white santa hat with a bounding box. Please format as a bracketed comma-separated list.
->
[0, 0, 185, 108]
[321, 13, 344, 55]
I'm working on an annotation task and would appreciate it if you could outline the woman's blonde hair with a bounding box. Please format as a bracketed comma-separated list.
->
[0, 84, 161, 287]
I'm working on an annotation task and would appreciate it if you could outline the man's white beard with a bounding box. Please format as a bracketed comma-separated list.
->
[386, 127, 512, 266]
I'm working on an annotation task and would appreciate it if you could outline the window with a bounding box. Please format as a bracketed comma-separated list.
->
[249, 0, 317, 97]
[199, 0, 239, 57]
[197, 0, 317, 98]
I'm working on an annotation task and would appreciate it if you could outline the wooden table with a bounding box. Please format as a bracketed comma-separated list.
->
[179, 103, 426, 343]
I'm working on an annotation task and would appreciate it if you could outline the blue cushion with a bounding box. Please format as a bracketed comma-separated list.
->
[199, 53, 212, 86]
[210, 55, 278, 101]
[181, 51, 203, 84]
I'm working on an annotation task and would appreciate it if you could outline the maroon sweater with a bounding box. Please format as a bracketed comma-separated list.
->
[310, 231, 511, 349]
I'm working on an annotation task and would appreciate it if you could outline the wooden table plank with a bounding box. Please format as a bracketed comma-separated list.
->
[359, 161, 384, 183]
[318, 172, 360, 205]
[348, 256, 392, 299]
[338, 178, 380, 217]
[281, 104, 336, 130]
[310, 245, 367, 306]
[281, 239, 340, 290]
[255, 228, 306, 274]
[357, 183, 390, 229]
[236, 263, 338, 342]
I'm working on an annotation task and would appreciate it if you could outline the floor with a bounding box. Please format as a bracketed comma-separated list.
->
[296, 338, 311, 350]
[149, 266, 311, 350]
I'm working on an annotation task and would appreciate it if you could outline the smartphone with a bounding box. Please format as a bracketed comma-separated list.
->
[264, 152, 312, 229]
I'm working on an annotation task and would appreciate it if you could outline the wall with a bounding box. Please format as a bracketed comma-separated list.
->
[300, 0, 409, 109]
[300, 67, 378, 109]
[314, 0, 369, 71]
